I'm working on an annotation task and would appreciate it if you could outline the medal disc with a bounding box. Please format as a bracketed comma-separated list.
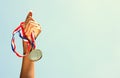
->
[29, 49, 42, 62]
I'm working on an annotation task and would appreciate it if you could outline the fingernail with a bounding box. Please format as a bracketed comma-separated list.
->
[29, 10, 32, 12]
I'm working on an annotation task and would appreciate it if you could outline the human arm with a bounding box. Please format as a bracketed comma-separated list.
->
[20, 11, 41, 78]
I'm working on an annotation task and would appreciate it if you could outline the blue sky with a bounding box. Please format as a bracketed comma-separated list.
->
[1, 0, 120, 78]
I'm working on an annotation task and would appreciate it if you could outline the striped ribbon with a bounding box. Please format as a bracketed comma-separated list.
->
[11, 22, 36, 57]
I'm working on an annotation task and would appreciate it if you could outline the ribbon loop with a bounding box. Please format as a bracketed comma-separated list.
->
[11, 22, 36, 57]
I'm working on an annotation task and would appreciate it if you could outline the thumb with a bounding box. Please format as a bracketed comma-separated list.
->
[25, 11, 33, 22]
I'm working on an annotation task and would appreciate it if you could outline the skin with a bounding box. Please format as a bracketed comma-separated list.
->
[20, 11, 41, 78]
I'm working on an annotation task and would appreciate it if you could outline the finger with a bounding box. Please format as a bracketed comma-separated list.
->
[26, 24, 41, 39]
[25, 11, 32, 22]
[30, 22, 41, 34]
[24, 11, 35, 28]
[25, 23, 34, 37]
[32, 26, 41, 33]
[31, 26, 41, 38]
[25, 21, 40, 32]
[24, 20, 34, 32]
[25, 27, 41, 41]
[25, 16, 34, 27]
[24, 21, 41, 40]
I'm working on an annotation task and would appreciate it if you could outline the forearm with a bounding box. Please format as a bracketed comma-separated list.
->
[20, 41, 34, 78]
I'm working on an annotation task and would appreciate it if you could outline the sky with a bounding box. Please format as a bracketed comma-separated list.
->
[0, 0, 120, 78]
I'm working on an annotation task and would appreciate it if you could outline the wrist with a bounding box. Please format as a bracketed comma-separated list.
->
[23, 40, 32, 54]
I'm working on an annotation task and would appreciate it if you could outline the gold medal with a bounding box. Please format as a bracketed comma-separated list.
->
[29, 49, 42, 62]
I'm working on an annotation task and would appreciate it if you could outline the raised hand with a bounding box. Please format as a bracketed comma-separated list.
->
[23, 11, 41, 41]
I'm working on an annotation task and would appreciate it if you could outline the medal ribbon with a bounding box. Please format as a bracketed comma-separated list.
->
[11, 22, 36, 57]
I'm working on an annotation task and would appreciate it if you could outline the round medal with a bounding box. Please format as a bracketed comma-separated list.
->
[29, 49, 42, 62]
